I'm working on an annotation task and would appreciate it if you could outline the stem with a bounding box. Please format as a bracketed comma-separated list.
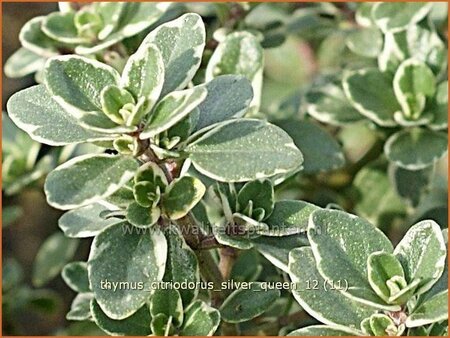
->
[174, 213, 201, 248]
[218, 247, 238, 280]
[194, 249, 224, 307]
[176, 213, 226, 307]
[196, 235, 225, 250]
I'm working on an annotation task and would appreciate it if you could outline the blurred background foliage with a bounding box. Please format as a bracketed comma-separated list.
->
[2, 2, 448, 335]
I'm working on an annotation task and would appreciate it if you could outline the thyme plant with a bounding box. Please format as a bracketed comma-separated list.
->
[4, 2, 448, 336]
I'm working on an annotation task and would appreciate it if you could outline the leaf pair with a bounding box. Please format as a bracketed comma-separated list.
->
[150, 290, 220, 336]
[66, 223, 217, 336]
[127, 163, 206, 228]
[44, 42, 204, 138]
[43, 121, 303, 211]
[343, 66, 447, 170]
[5, 3, 174, 78]
[205, 181, 318, 249]
[288, 209, 447, 335]
[9, 13, 206, 140]
[148, 227, 217, 337]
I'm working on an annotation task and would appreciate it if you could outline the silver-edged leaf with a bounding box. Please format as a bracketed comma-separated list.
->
[7, 85, 110, 146]
[288, 247, 375, 329]
[186, 119, 303, 182]
[45, 154, 138, 210]
[88, 223, 167, 320]
[206, 31, 263, 113]
[384, 128, 448, 170]
[343, 68, 400, 127]
[140, 13, 206, 97]
[44, 55, 134, 134]
[194, 75, 253, 132]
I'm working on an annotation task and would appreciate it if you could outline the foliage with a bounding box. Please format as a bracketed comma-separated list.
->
[3, 2, 448, 336]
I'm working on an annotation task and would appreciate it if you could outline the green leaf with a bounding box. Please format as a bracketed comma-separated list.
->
[58, 203, 123, 238]
[369, 313, 403, 336]
[75, 3, 173, 55]
[353, 165, 406, 226]
[384, 128, 448, 170]
[219, 282, 280, 323]
[306, 82, 363, 126]
[88, 222, 167, 319]
[4, 47, 47, 78]
[135, 161, 168, 188]
[141, 13, 205, 96]
[428, 321, 449, 336]
[42, 12, 90, 44]
[288, 247, 375, 329]
[96, 2, 125, 39]
[232, 213, 269, 235]
[206, 219, 248, 250]
[62, 261, 90, 293]
[343, 69, 400, 127]
[308, 209, 398, 310]
[7, 85, 109, 146]
[150, 289, 183, 326]
[100, 85, 135, 125]
[237, 179, 274, 220]
[230, 249, 262, 282]
[163, 225, 199, 307]
[74, 9, 103, 41]
[180, 300, 220, 336]
[252, 234, 309, 272]
[388, 278, 421, 306]
[126, 202, 160, 228]
[389, 164, 433, 207]
[120, 43, 164, 115]
[194, 75, 253, 132]
[372, 2, 432, 33]
[19, 16, 59, 57]
[206, 31, 263, 113]
[44, 55, 134, 134]
[393, 59, 436, 119]
[162, 176, 206, 220]
[346, 27, 383, 58]
[105, 185, 135, 208]
[186, 119, 303, 182]
[67, 293, 93, 321]
[406, 290, 448, 327]
[429, 81, 448, 130]
[275, 119, 345, 174]
[33, 232, 79, 287]
[91, 300, 152, 335]
[367, 252, 406, 303]
[417, 229, 448, 303]
[140, 86, 207, 139]
[168, 112, 199, 142]
[399, 20, 447, 75]
[394, 220, 446, 295]
[133, 181, 161, 208]
[151, 313, 172, 336]
[113, 136, 139, 156]
[258, 200, 319, 236]
[287, 325, 360, 336]
[2, 110, 40, 162]
[45, 154, 137, 210]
